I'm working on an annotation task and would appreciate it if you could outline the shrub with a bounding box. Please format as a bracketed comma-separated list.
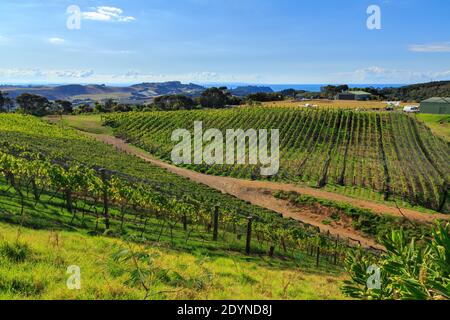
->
[342, 223, 450, 300]
[0, 241, 32, 263]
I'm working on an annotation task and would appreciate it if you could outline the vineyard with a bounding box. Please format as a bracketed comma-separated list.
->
[0, 114, 379, 270]
[104, 108, 450, 213]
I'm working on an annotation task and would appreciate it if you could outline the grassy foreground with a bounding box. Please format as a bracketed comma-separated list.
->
[0, 221, 346, 300]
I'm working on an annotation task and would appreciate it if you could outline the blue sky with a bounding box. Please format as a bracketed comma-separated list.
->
[0, 0, 449, 84]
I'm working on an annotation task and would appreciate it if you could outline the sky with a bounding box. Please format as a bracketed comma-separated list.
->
[0, 0, 449, 85]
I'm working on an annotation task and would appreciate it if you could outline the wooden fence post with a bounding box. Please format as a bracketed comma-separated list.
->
[316, 245, 320, 268]
[100, 169, 110, 230]
[334, 235, 339, 265]
[213, 205, 219, 241]
[245, 216, 253, 255]
[269, 245, 275, 258]
[182, 213, 188, 231]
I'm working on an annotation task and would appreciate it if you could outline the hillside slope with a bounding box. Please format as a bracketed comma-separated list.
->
[380, 81, 450, 102]
[0, 222, 345, 300]
[105, 108, 450, 213]
[0, 81, 205, 105]
[0, 113, 348, 300]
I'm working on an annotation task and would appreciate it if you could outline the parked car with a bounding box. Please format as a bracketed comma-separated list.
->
[403, 106, 420, 113]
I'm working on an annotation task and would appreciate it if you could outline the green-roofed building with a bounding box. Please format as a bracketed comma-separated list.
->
[420, 97, 450, 114]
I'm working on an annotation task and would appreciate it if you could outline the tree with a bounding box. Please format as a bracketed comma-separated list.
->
[16, 93, 50, 116]
[321, 85, 349, 99]
[112, 103, 133, 113]
[0, 91, 14, 113]
[3, 96, 14, 112]
[336, 85, 349, 93]
[53, 100, 73, 115]
[246, 92, 284, 102]
[151, 94, 196, 111]
[74, 104, 94, 114]
[198, 87, 241, 109]
[0, 91, 6, 113]
[92, 99, 116, 113]
[280, 89, 297, 99]
[198, 87, 230, 109]
[104, 99, 117, 112]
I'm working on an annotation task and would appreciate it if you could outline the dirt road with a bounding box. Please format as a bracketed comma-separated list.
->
[79, 132, 446, 249]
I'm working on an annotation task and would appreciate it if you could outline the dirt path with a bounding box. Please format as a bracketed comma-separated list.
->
[79, 132, 445, 249]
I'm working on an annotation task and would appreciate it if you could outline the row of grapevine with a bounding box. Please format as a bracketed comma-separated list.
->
[104, 108, 449, 212]
[0, 144, 379, 266]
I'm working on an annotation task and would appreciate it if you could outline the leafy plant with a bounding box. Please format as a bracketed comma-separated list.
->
[112, 239, 160, 300]
[342, 222, 450, 300]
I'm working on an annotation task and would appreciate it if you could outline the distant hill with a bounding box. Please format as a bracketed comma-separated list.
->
[3, 81, 447, 105]
[230, 85, 273, 97]
[380, 81, 450, 101]
[0, 81, 206, 105]
[351, 81, 450, 102]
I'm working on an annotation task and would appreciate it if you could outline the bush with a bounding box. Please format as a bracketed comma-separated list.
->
[342, 223, 450, 300]
[0, 241, 33, 263]
[0, 273, 45, 296]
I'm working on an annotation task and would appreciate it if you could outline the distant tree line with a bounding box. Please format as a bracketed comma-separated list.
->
[0, 92, 75, 116]
[2, 81, 447, 116]
[278, 81, 450, 102]
[0, 91, 14, 113]
[245, 92, 284, 102]
[377, 81, 450, 102]
[332, 81, 450, 102]
[0, 87, 244, 116]
[142, 87, 242, 111]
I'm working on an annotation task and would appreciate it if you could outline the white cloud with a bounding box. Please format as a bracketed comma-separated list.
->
[48, 37, 65, 45]
[82, 6, 136, 22]
[409, 42, 450, 53]
[0, 68, 94, 79]
[54, 70, 95, 78]
[333, 66, 450, 83]
[114, 70, 262, 83]
[0, 67, 263, 84]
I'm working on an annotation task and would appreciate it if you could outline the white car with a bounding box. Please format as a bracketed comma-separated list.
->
[403, 106, 420, 113]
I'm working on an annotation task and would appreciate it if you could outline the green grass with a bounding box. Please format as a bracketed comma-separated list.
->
[416, 114, 450, 142]
[0, 147, 348, 300]
[47, 114, 113, 135]
[324, 184, 441, 216]
[0, 222, 347, 300]
[0, 186, 347, 300]
[274, 191, 432, 242]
